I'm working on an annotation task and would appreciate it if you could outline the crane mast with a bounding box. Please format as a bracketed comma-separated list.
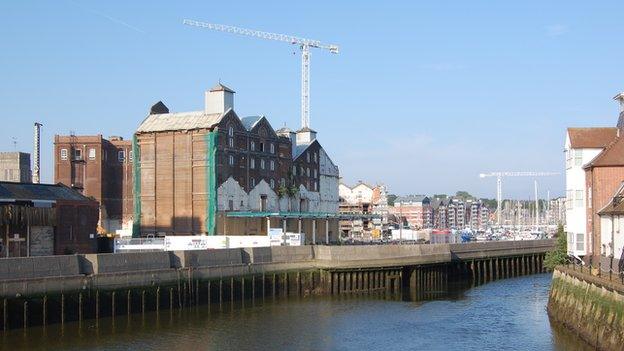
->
[183, 19, 339, 130]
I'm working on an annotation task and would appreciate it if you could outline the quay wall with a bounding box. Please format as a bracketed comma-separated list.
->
[548, 267, 624, 351]
[0, 240, 554, 330]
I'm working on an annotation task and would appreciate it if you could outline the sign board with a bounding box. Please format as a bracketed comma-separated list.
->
[163, 236, 227, 251]
[226, 235, 271, 248]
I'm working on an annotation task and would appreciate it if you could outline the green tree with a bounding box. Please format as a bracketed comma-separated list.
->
[544, 224, 568, 270]
[455, 191, 474, 199]
[387, 194, 397, 206]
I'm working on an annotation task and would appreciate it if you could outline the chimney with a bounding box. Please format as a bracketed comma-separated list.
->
[296, 127, 317, 145]
[205, 83, 235, 114]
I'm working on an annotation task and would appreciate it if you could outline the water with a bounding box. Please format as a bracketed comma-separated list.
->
[1, 274, 590, 351]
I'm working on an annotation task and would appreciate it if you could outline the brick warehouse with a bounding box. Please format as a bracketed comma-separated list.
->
[133, 83, 340, 242]
[54, 135, 133, 234]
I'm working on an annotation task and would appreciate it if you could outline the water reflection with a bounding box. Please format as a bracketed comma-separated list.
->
[1, 274, 591, 351]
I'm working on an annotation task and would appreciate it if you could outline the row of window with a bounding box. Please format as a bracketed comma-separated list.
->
[305, 151, 318, 163]
[228, 155, 277, 171]
[293, 165, 318, 178]
[60, 148, 131, 162]
[566, 189, 585, 209]
[245, 177, 318, 191]
[565, 149, 583, 169]
[227, 128, 276, 154]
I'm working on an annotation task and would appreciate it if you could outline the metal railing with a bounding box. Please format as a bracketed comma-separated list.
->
[566, 260, 624, 285]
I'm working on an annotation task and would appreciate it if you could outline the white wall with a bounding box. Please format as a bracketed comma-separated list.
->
[600, 215, 624, 260]
[564, 132, 604, 256]
[319, 148, 339, 213]
[217, 177, 248, 211]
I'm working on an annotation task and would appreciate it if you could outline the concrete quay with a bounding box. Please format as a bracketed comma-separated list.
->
[0, 239, 554, 330]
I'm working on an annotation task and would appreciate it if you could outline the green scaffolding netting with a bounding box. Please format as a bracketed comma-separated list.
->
[132, 134, 141, 238]
[205, 131, 218, 235]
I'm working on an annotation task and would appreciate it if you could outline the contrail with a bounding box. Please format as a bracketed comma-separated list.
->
[68, 0, 146, 34]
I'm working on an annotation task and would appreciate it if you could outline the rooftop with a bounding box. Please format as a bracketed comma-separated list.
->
[0, 182, 92, 202]
[137, 110, 226, 133]
[567, 127, 617, 149]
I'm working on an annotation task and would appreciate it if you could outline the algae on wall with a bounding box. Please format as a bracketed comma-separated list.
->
[548, 269, 624, 351]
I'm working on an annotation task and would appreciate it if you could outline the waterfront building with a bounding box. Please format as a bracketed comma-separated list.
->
[0, 181, 98, 257]
[597, 182, 624, 273]
[0, 152, 31, 183]
[54, 135, 134, 234]
[392, 195, 430, 229]
[564, 125, 617, 259]
[133, 83, 340, 241]
[339, 181, 389, 239]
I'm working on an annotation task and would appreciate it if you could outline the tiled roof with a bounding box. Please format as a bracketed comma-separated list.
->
[395, 195, 429, 204]
[598, 183, 624, 215]
[584, 136, 624, 168]
[0, 182, 90, 202]
[136, 110, 225, 133]
[210, 83, 235, 93]
[567, 127, 617, 148]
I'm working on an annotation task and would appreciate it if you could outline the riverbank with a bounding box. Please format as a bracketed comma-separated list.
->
[548, 266, 624, 351]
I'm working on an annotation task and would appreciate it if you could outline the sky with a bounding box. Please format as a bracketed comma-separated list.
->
[1, 1, 622, 199]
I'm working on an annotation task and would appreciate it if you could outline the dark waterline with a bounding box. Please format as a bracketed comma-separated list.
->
[1, 273, 590, 351]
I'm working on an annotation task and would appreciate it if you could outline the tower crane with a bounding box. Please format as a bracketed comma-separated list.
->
[479, 172, 560, 226]
[183, 19, 339, 130]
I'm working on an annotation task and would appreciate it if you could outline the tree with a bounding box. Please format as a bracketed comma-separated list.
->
[387, 194, 397, 206]
[433, 194, 448, 199]
[544, 224, 568, 270]
[455, 191, 474, 199]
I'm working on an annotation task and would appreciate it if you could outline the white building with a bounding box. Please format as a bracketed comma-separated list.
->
[564, 127, 617, 257]
[598, 183, 624, 272]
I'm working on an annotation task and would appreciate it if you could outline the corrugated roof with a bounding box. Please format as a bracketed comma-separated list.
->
[567, 127, 617, 148]
[137, 110, 225, 133]
[0, 182, 90, 202]
[240, 116, 263, 131]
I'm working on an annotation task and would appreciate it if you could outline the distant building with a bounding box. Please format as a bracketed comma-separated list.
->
[54, 135, 134, 234]
[339, 181, 389, 239]
[392, 195, 430, 229]
[0, 152, 31, 183]
[133, 83, 340, 242]
[0, 181, 98, 257]
[597, 182, 624, 273]
[547, 197, 566, 226]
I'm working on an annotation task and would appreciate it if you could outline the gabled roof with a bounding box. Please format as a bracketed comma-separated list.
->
[584, 136, 624, 168]
[240, 116, 264, 131]
[0, 182, 91, 202]
[395, 195, 429, 204]
[294, 139, 322, 160]
[598, 182, 624, 215]
[137, 109, 230, 133]
[567, 127, 617, 148]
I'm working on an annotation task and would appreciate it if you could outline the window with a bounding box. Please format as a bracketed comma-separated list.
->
[565, 149, 572, 169]
[270, 160, 275, 171]
[306, 168, 310, 177]
[270, 143, 275, 154]
[118, 150, 125, 162]
[280, 178, 286, 187]
[313, 181, 318, 191]
[251, 178, 256, 187]
[260, 159, 265, 169]
[566, 190, 573, 210]
[74, 149, 82, 161]
[575, 190, 584, 208]
[576, 233, 584, 252]
[314, 169, 318, 178]
[250, 158, 255, 169]
[228, 126, 234, 137]
[314, 152, 317, 163]
[129, 150, 133, 161]
[270, 179, 275, 189]
[251, 141, 255, 151]
[229, 155, 234, 166]
[259, 142, 265, 152]
[88, 148, 96, 160]
[228, 137, 234, 148]
[60, 148, 68, 160]
[306, 152, 310, 163]
[574, 149, 583, 166]
[292, 165, 297, 175]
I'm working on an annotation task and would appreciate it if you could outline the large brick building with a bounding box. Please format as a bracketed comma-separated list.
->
[54, 135, 133, 234]
[133, 83, 340, 241]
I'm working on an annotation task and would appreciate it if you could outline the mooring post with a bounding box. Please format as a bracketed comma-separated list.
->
[127, 290, 131, 316]
[78, 292, 83, 322]
[43, 295, 47, 326]
[3, 298, 7, 330]
[208, 280, 212, 304]
[241, 277, 245, 302]
[272, 274, 277, 299]
[112, 291, 116, 318]
[61, 294, 65, 325]
[252, 275, 256, 301]
[95, 290, 100, 320]
[170, 287, 174, 311]
[156, 287, 161, 313]
[23, 301, 28, 329]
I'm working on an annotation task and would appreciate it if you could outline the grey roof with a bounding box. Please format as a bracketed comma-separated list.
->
[294, 143, 311, 159]
[0, 182, 91, 202]
[241, 116, 263, 131]
[137, 110, 226, 133]
[395, 195, 430, 204]
[210, 83, 235, 93]
[297, 126, 317, 133]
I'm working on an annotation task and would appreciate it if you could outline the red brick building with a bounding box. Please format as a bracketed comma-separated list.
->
[584, 133, 624, 264]
[0, 181, 98, 256]
[54, 135, 133, 234]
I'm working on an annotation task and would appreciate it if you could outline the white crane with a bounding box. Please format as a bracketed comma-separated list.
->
[183, 19, 339, 130]
[479, 171, 560, 226]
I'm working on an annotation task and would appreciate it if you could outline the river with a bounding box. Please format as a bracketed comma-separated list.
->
[0, 273, 590, 351]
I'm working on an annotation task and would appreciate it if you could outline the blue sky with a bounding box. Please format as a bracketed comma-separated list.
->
[1, 1, 622, 199]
